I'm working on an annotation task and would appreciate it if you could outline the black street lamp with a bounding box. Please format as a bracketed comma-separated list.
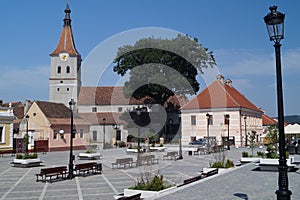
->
[178, 110, 183, 160]
[244, 116, 247, 146]
[264, 6, 291, 199]
[206, 113, 211, 153]
[135, 107, 142, 153]
[68, 99, 76, 179]
[103, 118, 106, 150]
[25, 115, 29, 154]
[225, 114, 230, 150]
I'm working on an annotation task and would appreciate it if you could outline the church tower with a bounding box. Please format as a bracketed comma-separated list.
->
[49, 3, 81, 107]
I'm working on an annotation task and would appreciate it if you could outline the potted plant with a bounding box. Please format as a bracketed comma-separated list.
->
[11, 153, 42, 167]
[122, 174, 175, 199]
[78, 148, 101, 160]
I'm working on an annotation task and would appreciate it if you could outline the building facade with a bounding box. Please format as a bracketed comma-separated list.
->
[0, 102, 15, 151]
[181, 75, 264, 147]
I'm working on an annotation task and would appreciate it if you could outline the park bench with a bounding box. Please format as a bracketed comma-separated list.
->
[178, 175, 203, 187]
[138, 155, 159, 166]
[36, 166, 67, 183]
[163, 151, 179, 160]
[75, 162, 102, 176]
[0, 150, 15, 157]
[117, 193, 141, 200]
[112, 158, 136, 169]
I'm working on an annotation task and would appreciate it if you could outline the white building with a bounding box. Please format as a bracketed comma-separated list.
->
[181, 75, 263, 147]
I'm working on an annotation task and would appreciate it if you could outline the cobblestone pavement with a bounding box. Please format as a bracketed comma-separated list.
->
[0, 146, 299, 200]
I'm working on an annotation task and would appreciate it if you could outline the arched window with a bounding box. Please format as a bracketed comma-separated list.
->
[66, 66, 70, 73]
[57, 66, 61, 73]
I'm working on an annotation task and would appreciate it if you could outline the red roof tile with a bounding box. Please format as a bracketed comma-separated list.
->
[79, 112, 125, 125]
[262, 114, 277, 126]
[182, 80, 262, 112]
[78, 86, 145, 106]
[50, 23, 79, 56]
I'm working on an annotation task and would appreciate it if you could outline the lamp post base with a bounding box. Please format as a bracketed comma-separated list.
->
[276, 189, 292, 200]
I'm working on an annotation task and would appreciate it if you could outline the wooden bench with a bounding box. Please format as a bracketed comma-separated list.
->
[75, 162, 102, 176]
[0, 150, 15, 157]
[138, 155, 159, 165]
[36, 166, 67, 183]
[112, 158, 136, 169]
[163, 151, 179, 160]
[117, 193, 141, 200]
[179, 175, 203, 187]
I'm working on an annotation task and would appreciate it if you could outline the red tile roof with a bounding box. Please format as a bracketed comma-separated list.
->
[78, 86, 145, 106]
[182, 80, 262, 112]
[262, 114, 277, 126]
[50, 23, 79, 56]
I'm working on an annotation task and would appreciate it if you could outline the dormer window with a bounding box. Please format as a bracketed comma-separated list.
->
[57, 66, 61, 73]
[66, 66, 70, 73]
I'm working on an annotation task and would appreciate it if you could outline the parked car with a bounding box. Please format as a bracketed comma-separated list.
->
[189, 138, 207, 145]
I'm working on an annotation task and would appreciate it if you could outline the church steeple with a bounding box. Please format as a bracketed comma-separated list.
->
[50, 3, 80, 56]
[64, 3, 71, 26]
[49, 3, 81, 107]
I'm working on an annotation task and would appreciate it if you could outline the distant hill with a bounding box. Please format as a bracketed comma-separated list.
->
[284, 115, 300, 124]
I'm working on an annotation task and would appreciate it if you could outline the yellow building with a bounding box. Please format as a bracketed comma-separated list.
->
[0, 102, 15, 151]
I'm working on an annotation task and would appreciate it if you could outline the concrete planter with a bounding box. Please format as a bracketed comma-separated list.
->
[122, 186, 176, 199]
[11, 158, 43, 168]
[78, 152, 101, 160]
[240, 157, 261, 163]
[259, 157, 296, 171]
[149, 146, 166, 152]
[126, 148, 139, 153]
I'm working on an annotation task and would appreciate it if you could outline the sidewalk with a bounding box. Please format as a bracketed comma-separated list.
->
[0, 146, 299, 199]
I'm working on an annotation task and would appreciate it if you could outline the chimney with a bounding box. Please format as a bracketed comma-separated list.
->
[24, 100, 31, 115]
[225, 79, 233, 87]
[216, 74, 224, 83]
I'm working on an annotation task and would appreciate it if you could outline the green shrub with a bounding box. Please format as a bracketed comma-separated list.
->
[85, 148, 95, 153]
[118, 141, 126, 148]
[151, 143, 155, 147]
[159, 144, 164, 147]
[129, 175, 172, 191]
[210, 161, 224, 168]
[242, 151, 249, 157]
[257, 151, 265, 158]
[225, 159, 234, 168]
[17, 153, 38, 159]
[16, 154, 23, 159]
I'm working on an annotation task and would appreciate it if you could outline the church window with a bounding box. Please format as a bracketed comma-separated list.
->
[57, 66, 61, 73]
[60, 81, 63, 83]
[92, 107, 97, 112]
[66, 66, 70, 73]
[67, 88, 69, 91]
[191, 115, 196, 125]
[0, 126, 4, 143]
[57, 88, 60, 91]
[53, 130, 58, 140]
[80, 129, 84, 138]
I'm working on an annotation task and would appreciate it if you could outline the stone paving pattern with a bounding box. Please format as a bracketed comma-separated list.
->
[0, 146, 299, 200]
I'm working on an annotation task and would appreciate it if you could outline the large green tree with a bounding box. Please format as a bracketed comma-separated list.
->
[113, 34, 216, 105]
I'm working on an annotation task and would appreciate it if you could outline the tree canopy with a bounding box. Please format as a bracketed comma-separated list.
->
[113, 34, 216, 105]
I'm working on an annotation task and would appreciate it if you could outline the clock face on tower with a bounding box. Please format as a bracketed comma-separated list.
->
[59, 52, 69, 61]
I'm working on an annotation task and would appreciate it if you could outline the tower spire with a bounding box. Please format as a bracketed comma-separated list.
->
[64, 3, 71, 26]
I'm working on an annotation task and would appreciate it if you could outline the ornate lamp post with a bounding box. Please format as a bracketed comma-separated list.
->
[25, 115, 29, 154]
[135, 107, 142, 153]
[224, 114, 230, 150]
[68, 99, 76, 179]
[244, 116, 247, 146]
[102, 118, 106, 149]
[264, 6, 291, 199]
[206, 113, 211, 153]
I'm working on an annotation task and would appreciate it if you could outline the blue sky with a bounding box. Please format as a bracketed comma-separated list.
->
[0, 0, 299, 117]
